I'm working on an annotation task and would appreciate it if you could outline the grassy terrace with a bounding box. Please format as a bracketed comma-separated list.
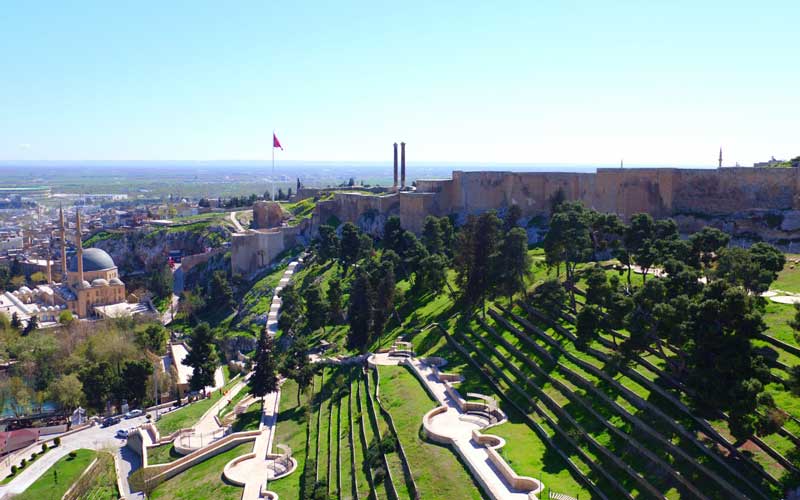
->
[486, 304, 779, 499]
[455, 321, 649, 498]
[268, 378, 311, 499]
[364, 370, 412, 498]
[155, 375, 240, 435]
[81, 452, 119, 500]
[527, 303, 786, 497]
[349, 377, 370, 498]
[15, 449, 96, 500]
[377, 365, 485, 500]
[150, 442, 252, 500]
[356, 373, 390, 499]
[147, 443, 181, 465]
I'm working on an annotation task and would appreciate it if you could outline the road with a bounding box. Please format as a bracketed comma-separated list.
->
[160, 263, 182, 325]
[0, 413, 152, 498]
[229, 211, 246, 232]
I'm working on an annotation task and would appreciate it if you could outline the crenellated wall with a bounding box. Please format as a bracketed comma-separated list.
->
[233, 167, 800, 275]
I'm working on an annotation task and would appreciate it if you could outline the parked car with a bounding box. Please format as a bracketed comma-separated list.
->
[115, 429, 129, 439]
[102, 416, 121, 427]
[124, 409, 143, 419]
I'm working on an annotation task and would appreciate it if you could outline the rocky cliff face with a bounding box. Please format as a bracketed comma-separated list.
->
[88, 222, 233, 274]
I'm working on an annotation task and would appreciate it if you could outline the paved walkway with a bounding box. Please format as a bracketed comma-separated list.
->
[267, 259, 301, 336]
[370, 353, 539, 500]
[230, 211, 246, 233]
[235, 389, 282, 500]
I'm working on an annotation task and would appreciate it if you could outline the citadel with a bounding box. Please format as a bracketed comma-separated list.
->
[232, 148, 800, 275]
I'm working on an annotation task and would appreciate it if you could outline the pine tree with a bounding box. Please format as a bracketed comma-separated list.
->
[347, 269, 374, 352]
[251, 334, 279, 399]
[340, 223, 361, 270]
[184, 322, 218, 395]
[371, 261, 396, 342]
[303, 283, 327, 333]
[422, 216, 444, 255]
[327, 277, 343, 324]
[498, 227, 531, 304]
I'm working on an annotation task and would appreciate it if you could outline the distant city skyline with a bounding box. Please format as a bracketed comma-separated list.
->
[2, 1, 799, 166]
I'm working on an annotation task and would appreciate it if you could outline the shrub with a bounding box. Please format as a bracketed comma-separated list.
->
[68, 451, 77, 459]
[10, 465, 17, 475]
[41, 443, 47, 453]
[372, 466, 387, 484]
[30, 453, 37, 461]
[20, 459, 26, 468]
[380, 434, 397, 454]
[53, 437, 61, 447]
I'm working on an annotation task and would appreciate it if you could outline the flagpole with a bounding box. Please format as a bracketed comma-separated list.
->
[272, 130, 275, 201]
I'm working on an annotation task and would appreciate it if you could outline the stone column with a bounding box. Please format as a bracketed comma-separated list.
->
[401, 142, 406, 188]
[393, 143, 398, 189]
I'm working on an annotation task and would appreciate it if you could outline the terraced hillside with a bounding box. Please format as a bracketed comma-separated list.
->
[268, 364, 484, 499]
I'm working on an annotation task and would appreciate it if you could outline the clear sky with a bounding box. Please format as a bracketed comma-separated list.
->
[1, 1, 798, 166]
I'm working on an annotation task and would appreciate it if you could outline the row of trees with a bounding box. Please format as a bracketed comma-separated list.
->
[540, 200, 786, 439]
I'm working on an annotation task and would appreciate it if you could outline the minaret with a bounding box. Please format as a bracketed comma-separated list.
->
[719, 148, 723, 168]
[59, 206, 68, 282]
[75, 210, 84, 284]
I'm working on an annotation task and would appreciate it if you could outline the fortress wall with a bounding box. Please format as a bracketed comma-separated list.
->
[231, 230, 286, 276]
[398, 192, 440, 233]
[670, 167, 800, 215]
[449, 170, 596, 216]
[592, 168, 676, 218]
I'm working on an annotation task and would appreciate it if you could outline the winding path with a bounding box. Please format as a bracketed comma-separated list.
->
[368, 352, 542, 500]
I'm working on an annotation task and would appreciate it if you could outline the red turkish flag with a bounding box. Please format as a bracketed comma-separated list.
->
[273, 133, 283, 150]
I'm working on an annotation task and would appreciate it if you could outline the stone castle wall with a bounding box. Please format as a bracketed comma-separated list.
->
[232, 167, 800, 275]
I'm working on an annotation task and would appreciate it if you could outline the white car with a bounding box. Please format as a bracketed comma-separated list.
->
[115, 429, 129, 439]
[124, 409, 143, 419]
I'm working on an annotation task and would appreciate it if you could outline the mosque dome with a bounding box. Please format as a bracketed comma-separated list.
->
[68, 248, 116, 272]
[109, 278, 124, 286]
[91, 278, 109, 287]
[78, 280, 91, 289]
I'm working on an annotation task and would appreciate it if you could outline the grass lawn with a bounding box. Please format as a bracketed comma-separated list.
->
[376, 365, 484, 500]
[147, 443, 181, 465]
[268, 378, 312, 499]
[81, 452, 119, 500]
[772, 254, 800, 293]
[232, 400, 262, 432]
[156, 377, 239, 435]
[15, 449, 96, 500]
[150, 442, 253, 500]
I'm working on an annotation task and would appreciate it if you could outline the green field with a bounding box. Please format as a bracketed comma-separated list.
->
[15, 449, 96, 500]
[150, 442, 253, 500]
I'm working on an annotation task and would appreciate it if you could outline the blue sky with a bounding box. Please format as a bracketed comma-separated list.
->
[1, 1, 798, 165]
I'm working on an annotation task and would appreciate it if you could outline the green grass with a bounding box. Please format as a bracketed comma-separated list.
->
[268, 378, 312, 499]
[147, 443, 181, 465]
[349, 377, 370, 498]
[150, 442, 253, 500]
[377, 365, 485, 500]
[232, 400, 262, 432]
[772, 254, 800, 293]
[15, 449, 96, 500]
[156, 377, 239, 435]
[81, 452, 119, 500]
